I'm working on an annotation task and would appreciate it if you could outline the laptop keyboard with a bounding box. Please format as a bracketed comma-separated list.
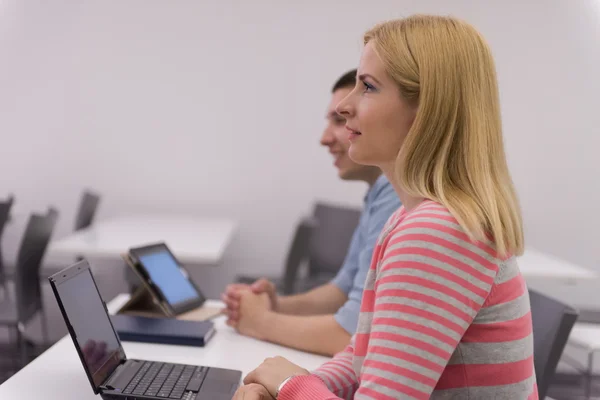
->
[123, 361, 208, 399]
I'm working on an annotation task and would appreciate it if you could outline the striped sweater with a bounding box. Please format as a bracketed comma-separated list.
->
[280, 201, 538, 399]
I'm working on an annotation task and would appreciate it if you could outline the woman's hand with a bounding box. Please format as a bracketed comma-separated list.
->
[244, 356, 310, 397]
[232, 383, 274, 400]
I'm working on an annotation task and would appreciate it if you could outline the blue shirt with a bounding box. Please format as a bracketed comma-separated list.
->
[331, 175, 401, 334]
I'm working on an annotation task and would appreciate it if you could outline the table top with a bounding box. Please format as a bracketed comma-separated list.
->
[0, 295, 329, 400]
[568, 323, 600, 351]
[518, 248, 597, 280]
[47, 215, 237, 265]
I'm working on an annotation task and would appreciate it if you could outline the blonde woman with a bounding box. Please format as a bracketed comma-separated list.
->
[234, 15, 537, 400]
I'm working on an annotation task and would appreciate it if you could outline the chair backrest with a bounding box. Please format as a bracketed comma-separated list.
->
[281, 217, 317, 294]
[0, 195, 14, 237]
[14, 208, 59, 323]
[74, 190, 100, 231]
[529, 289, 579, 399]
[0, 195, 15, 285]
[307, 202, 361, 277]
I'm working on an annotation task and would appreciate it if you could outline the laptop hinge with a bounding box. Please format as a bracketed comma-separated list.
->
[101, 360, 134, 391]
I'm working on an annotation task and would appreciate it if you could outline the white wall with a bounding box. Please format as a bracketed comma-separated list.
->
[1, 0, 599, 299]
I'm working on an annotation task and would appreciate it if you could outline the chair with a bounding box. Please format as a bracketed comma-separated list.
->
[40, 190, 100, 279]
[0, 196, 15, 295]
[0, 208, 58, 367]
[74, 189, 100, 232]
[304, 203, 362, 288]
[236, 202, 361, 294]
[529, 289, 579, 399]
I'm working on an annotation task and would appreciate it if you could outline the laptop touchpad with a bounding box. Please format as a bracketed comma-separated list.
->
[199, 380, 237, 394]
[197, 393, 232, 400]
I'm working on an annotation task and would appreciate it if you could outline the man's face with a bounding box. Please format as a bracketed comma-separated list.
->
[320, 88, 375, 181]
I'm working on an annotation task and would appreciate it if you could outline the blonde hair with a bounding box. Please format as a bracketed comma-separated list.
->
[364, 15, 524, 256]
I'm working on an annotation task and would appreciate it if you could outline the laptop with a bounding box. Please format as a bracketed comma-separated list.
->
[49, 260, 241, 400]
[119, 243, 221, 321]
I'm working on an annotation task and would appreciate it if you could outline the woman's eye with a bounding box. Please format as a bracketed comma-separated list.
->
[362, 81, 376, 92]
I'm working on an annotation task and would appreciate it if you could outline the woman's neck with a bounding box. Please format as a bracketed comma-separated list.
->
[380, 162, 425, 212]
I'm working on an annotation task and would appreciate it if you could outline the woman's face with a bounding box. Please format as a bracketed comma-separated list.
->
[336, 42, 417, 170]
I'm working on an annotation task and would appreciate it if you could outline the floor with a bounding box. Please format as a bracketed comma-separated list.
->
[1, 266, 599, 399]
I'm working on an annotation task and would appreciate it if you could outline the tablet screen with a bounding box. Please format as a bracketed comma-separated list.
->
[137, 250, 201, 306]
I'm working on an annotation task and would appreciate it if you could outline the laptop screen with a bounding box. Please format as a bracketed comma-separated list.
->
[54, 267, 123, 389]
[137, 250, 201, 306]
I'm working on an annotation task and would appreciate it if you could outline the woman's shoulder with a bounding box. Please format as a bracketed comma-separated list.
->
[385, 200, 500, 260]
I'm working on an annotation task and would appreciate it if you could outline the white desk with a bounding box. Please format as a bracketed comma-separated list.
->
[565, 323, 600, 396]
[48, 216, 237, 265]
[0, 295, 329, 400]
[569, 323, 600, 354]
[518, 247, 597, 281]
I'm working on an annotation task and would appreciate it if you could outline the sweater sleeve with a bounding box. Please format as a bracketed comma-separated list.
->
[352, 214, 500, 399]
[279, 344, 357, 400]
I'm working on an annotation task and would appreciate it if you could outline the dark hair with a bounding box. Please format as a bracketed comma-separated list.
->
[332, 69, 357, 92]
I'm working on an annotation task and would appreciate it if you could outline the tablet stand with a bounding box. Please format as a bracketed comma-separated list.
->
[117, 254, 222, 321]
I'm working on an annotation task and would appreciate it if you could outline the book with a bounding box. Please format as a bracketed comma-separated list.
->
[111, 314, 216, 347]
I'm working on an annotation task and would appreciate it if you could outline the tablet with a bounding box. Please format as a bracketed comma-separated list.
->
[128, 242, 206, 315]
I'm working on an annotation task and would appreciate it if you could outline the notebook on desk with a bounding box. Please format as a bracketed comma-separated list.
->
[118, 242, 222, 321]
[49, 260, 241, 400]
[111, 314, 216, 347]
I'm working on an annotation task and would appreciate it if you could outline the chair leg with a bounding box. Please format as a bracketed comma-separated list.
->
[585, 351, 594, 399]
[16, 324, 27, 368]
[8, 326, 19, 373]
[3, 283, 12, 301]
[40, 306, 49, 345]
[12, 326, 20, 371]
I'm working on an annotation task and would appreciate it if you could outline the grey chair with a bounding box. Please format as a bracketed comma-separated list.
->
[0, 208, 58, 367]
[237, 202, 361, 295]
[74, 189, 100, 232]
[304, 203, 362, 289]
[529, 289, 579, 400]
[40, 190, 101, 279]
[0, 196, 15, 295]
[278, 218, 317, 294]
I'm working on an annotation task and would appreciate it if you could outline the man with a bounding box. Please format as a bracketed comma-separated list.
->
[221, 70, 401, 356]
